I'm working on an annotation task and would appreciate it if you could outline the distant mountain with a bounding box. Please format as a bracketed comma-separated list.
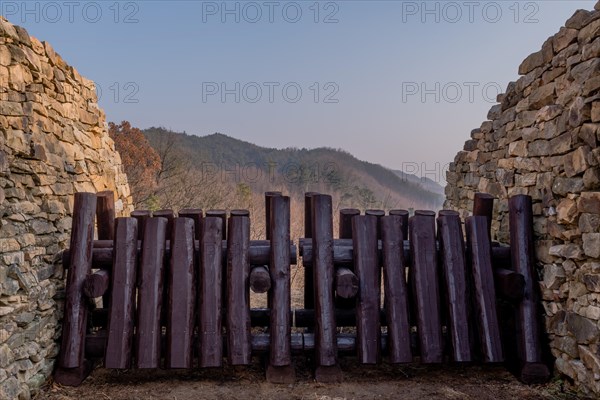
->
[393, 170, 445, 196]
[143, 127, 444, 211]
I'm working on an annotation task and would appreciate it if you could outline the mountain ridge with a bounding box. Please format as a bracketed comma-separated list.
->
[143, 127, 444, 210]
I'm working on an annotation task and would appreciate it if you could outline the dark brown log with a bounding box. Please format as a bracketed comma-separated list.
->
[365, 210, 385, 239]
[131, 210, 151, 241]
[509, 195, 550, 383]
[335, 268, 359, 299]
[311, 194, 338, 370]
[438, 210, 459, 217]
[93, 240, 115, 248]
[135, 217, 168, 368]
[389, 210, 409, 239]
[153, 210, 176, 238]
[303, 192, 318, 311]
[352, 215, 381, 364]
[492, 246, 512, 269]
[198, 217, 224, 367]
[304, 192, 318, 238]
[473, 193, 495, 243]
[381, 216, 412, 364]
[410, 212, 443, 364]
[178, 209, 203, 240]
[166, 218, 196, 369]
[58, 192, 97, 369]
[227, 216, 252, 366]
[335, 208, 359, 310]
[206, 210, 227, 240]
[205, 210, 228, 318]
[339, 209, 360, 239]
[96, 191, 115, 241]
[265, 192, 282, 240]
[249, 265, 271, 293]
[437, 213, 472, 363]
[104, 218, 138, 369]
[231, 209, 250, 217]
[269, 196, 293, 367]
[63, 240, 297, 269]
[154, 210, 176, 339]
[466, 216, 503, 363]
[415, 210, 436, 217]
[494, 268, 525, 301]
[83, 270, 109, 299]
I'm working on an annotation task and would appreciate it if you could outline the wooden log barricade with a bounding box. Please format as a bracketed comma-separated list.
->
[55, 191, 549, 387]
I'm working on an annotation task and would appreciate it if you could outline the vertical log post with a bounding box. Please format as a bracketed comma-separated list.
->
[206, 210, 227, 318]
[227, 215, 252, 365]
[198, 217, 223, 368]
[365, 210, 385, 239]
[339, 209, 360, 240]
[179, 209, 203, 240]
[473, 193, 495, 243]
[154, 209, 176, 330]
[437, 211, 472, 362]
[153, 210, 176, 239]
[265, 192, 282, 311]
[96, 191, 115, 309]
[410, 211, 443, 363]
[135, 217, 168, 368]
[55, 192, 97, 385]
[266, 196, 295, 383]
[166, 218, 196, 369]
[105, 217, 138, 369]
[465, 216, 503, 363]
[231, 209, 250, 217]
[389, 210, 409, 240]
[391, 209, 412, 331]
[352, 215, 381, 364]
[96, 191, 115, 240]
[381, 216, 412, 364]
[206, 210, 227, 240]
[265, 192, 283, 240]
[336, 209, 360, 309]
[312, 194, 342, 382]
[131, 210, 151, 241]
[509, 195, 550, 383]
[303, 192, 318, 311]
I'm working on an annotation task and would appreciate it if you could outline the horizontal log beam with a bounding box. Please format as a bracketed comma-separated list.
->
[84, 331, 397, 358]
[249, 266, 271, 293]
[82, 270, 110, 299]
[335, 267, 359, 299]
[91, 307, 390, 330]
[494, 268, 525, 301]
[62, 240, 297, 269]
[300, 238, 510, 266]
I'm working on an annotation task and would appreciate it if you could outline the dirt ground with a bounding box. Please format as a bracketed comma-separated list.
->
[35, 359, 582, 400]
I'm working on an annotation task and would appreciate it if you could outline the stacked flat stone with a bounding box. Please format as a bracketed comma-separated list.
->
[445, 2, 600, 396]
[0, 17, 132, 399]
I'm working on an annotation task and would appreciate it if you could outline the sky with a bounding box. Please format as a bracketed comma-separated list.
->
[1, 0, 595, 184]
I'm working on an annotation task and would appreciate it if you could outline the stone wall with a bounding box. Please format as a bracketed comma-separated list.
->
[0, 17, 131, 399]
[445, 2, 600, 395]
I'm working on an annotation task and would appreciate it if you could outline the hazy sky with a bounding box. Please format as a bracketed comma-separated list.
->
[2, 0, 595, 183]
